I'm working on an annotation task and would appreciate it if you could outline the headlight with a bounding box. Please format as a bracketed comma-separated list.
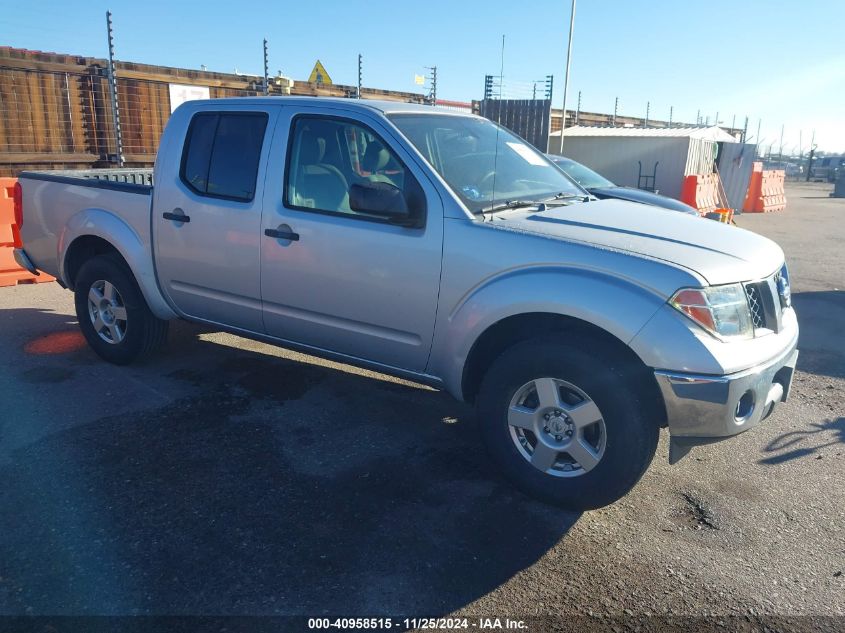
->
[670, 283, 754, 340]
[776, 263, 791, 308]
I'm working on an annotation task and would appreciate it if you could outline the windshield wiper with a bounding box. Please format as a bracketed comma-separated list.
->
[483, 192, 592, 215]
[484, 199, 541, 214]
[540, 192, 592, 203]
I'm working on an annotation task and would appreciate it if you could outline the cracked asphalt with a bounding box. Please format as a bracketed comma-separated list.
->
[0, 181, 842, 622]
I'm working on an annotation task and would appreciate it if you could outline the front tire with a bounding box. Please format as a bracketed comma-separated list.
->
[477, 334, 659, 510]
[74, 254, 169, 365]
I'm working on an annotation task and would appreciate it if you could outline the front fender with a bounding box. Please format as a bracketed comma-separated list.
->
[429, 266, 668, 400]
[60, 209, 177, 320]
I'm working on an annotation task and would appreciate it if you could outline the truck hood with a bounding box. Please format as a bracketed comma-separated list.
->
[499, 198, 784, 286]
[588, 186, 700, 215]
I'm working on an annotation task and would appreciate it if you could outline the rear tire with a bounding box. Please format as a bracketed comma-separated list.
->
[74, 254, 169, 365]
[476, 333, 659, 510]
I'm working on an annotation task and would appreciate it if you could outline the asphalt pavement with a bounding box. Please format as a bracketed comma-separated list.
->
[0, 181, 842, 625]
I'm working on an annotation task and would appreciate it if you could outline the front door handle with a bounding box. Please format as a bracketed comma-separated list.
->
[163, 209, 191, 223]
[265, 227, 299, 241]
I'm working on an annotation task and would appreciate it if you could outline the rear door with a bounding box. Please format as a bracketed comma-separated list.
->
[259, 106, 444, 371]
[153, 104, 279, 331]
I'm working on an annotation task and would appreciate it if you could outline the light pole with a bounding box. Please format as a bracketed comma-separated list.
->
[559, 0, 576, 150]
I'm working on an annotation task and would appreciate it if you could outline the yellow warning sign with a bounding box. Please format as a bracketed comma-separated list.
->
[307, 60, 332, 85]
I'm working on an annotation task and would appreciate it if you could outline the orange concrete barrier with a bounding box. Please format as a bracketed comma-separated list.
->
[743, 163, 787, 213]
[680, 173, 720, 215]
[0, 177, 55, 287]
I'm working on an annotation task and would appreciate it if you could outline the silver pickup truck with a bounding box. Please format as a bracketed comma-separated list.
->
[15, 97, 798, 509]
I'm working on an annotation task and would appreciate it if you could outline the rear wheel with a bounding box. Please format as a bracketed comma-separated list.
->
[74, 254, 169, 365]
[476, 334, 659, 509]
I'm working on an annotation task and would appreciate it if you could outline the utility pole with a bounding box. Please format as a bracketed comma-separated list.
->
[612, 97, 618, 126]
[262, 39, 269, 95]
[425, 65, 437, 103]
[805, 129, 816, 181]
[497, 35, 505, 120]
[644, 101, 649, 127]
[696, 109, 701, 125]
[668, 106, 673, 128]
[356, 53, 362, 98]
[105, 10, 124, 166]
[779, 124, 785, 160]
[575, 90, 581, 125]
[559, 0, 576, 148]
[483, 75, 494, 100]
[742, 116, 748, 143]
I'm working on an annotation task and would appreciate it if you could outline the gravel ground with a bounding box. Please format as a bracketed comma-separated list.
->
[0, 181, 842, 626]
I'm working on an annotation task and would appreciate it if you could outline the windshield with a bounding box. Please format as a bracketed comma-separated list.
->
[388, 113, 586, 213]
[547, 155, 615, 189]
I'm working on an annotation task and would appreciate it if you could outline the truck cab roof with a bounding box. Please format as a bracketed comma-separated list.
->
[178, 96, 476, 118]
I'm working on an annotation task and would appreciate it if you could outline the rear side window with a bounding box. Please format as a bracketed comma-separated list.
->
[180, 112, 268, 201]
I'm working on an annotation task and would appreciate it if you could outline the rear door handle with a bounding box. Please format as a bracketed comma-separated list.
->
[265, 228, 299, 241]
[163, 210, 190, 223]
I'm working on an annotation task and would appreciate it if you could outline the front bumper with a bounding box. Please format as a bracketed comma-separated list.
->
[655, 339, 798, 461]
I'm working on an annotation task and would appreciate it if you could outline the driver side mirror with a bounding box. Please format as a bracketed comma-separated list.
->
[349, 182, 422, 227]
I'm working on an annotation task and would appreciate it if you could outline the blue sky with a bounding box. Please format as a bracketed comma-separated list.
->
[3, 0, 844, 151]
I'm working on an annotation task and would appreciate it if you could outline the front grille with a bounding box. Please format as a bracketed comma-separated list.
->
[746, 284, 766, 328]
[744, 271, 785, 333]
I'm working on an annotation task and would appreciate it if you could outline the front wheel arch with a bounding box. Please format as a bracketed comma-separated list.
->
[461, 312, 666, 428]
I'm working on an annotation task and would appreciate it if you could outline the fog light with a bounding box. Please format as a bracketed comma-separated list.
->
[734, 390, 755, 423]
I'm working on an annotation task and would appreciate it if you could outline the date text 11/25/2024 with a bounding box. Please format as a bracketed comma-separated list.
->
[307, 617, 527, 630]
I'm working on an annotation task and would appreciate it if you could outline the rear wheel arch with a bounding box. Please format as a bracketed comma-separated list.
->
[461, 312, 666, 427]
[64, 235, 124, 290]
[61, 226, 177, 320]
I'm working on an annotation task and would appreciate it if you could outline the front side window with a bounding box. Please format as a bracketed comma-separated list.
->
[388, 113, 586, 213]
[181, 112, 268, 201]
[285, 116, 412, 219]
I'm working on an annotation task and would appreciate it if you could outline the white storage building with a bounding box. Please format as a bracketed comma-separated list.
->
[548, 126, 741, 201]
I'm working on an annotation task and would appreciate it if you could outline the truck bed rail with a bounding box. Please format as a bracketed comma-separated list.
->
[19, 168, 153, 195]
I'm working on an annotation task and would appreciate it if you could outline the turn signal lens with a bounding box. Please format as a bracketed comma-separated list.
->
[670, 284, 754, 341]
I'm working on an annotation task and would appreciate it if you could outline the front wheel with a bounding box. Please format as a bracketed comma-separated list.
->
[74, 254, 169, 365]
[476, 334, 659, 510]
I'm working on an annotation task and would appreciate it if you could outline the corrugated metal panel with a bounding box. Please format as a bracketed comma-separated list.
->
[718, 143, 757, 210]
[686, 138, 718, 176]
[552, 136, 692, 200]
[556, 125, 738, 142]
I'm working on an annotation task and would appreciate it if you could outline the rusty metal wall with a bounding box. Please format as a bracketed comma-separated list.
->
[0, 48, 427, 176]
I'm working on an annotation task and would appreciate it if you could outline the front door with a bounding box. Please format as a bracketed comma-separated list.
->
[154, 104, 278, 331]
[259, 108, 443, 372]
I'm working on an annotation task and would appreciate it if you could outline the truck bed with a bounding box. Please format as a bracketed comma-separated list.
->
[18, 168, 155, 283]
